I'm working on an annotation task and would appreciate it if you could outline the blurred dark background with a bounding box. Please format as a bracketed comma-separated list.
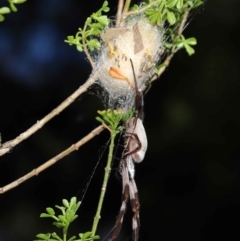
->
[0, 0, 240, 240]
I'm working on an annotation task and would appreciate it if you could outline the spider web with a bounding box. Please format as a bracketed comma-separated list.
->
[72, 1, 205, 239]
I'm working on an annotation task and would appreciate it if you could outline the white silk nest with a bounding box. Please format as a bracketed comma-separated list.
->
[95, 16, 164, 109]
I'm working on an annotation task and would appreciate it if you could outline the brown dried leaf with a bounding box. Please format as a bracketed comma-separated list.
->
[133, 23, 144, 54]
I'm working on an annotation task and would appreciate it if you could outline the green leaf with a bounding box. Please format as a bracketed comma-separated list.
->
[69, 197, 77, 208]
[65, 210, 75, 222]
[82, 232, 92, 239]
[185, 37, 197, 45]
[96, 116, 105, 125]
[0, 14, 5, 22]
[130, 4, 139, 10]
[78, 232, 100, 241]
[102, 0, 108, 8]
[166, 0, 178, 8]
[62, 199, 69, 208]
[35, 233, 52, 240]
[53, 222, 65, 228]
[193, 0, 204, 8]
[92, 15, 109, 26]
[51, 232, 62, 241]
[0, 7, 11, 14]
[46, 207, 55, 215]
[164, 42, 173, 49]
[77, 45, 83, 52]
[176, 0, 183, 10]
[40, 213, 52, 218]
[14, 0, 27, 3]
[167, 10, 176, 25]
[58, 215, 67, 223]
[184, 44, 195, 55]
[9, 2, 17, 12]
[66, 35, 75, 42]
[145, 9, 162, 25]
[87, 38, 101, 51]
[68, 236, 77, 241]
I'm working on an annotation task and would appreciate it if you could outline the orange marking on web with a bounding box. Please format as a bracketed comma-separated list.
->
[109, 67, 135, 89]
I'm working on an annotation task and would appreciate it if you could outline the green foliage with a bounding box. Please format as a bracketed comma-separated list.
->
[144, 0, 203, 56]
[65, 1, 110, 52]
[144, 0, 203, 26]
[143, 0, 202, 56]
[0, 7, 10, 21]
[173, 35, 197, 55]
[96, 109, 134, 134]
[8, 0, 27, 12]
[164, 33, 197, 55]
[0, 0, 27, 22]
[64, 0, 203, 58]
[35, 197, 100, 241]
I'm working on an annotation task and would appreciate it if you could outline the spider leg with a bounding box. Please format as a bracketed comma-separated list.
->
[110, 161, 130, 241]
[127, 158, 140, 241]
[124, 131, 141, 158]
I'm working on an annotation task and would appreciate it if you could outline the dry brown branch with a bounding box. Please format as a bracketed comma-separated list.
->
[0, 72, 99, 157]
[0, 124, 105, 194]
[82, 34, 95, 68]
[116, 0, 124, 27]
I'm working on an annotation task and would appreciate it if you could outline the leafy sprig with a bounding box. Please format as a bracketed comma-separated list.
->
[65, 1, 110, 52]
[96, 109, 134, 134]
[164, 34, 197, 55]
[0, 0, 27, 22]
[144, 0, 203, 26]
[35, 197, 100, 241]
[0, 7, 10, 21]
[143, 0, 203, 56]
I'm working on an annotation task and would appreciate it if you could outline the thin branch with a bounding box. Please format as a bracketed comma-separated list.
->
[115, 0, 124, 27]
[82, 23, 95, 68]
[0, 125, 105, 194]
[177, 10, 189, 36]
[0, 72, 99, 157]
[123, 0, 131, 14]
[151, 10, 189, 82]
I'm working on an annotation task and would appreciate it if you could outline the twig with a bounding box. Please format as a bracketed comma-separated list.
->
[91, 129, 117, 236]
[151, 10, 189, 82]
[0, 124, 105, 194]
[177, 10, 189, 36]
[0, 72, 99, 157]
[123, 0, 131, 14]
[82, 22, 95, 68]
[115, 0, 124, 27]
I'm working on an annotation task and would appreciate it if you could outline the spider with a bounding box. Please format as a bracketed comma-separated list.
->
[110, 59, 148, 241]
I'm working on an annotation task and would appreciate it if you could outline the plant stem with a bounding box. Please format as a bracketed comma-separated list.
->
[91, 131, 117, 236]
[116, 0, 124, 27]
[63, 233, 67, 241]
[82, 20, 95, 68]
[123, 0, 131, 14]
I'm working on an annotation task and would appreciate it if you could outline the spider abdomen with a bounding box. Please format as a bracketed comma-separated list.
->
[125, 118, 148, 163]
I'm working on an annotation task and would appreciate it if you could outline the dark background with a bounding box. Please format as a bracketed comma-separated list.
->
[0, 0, 240, 240]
